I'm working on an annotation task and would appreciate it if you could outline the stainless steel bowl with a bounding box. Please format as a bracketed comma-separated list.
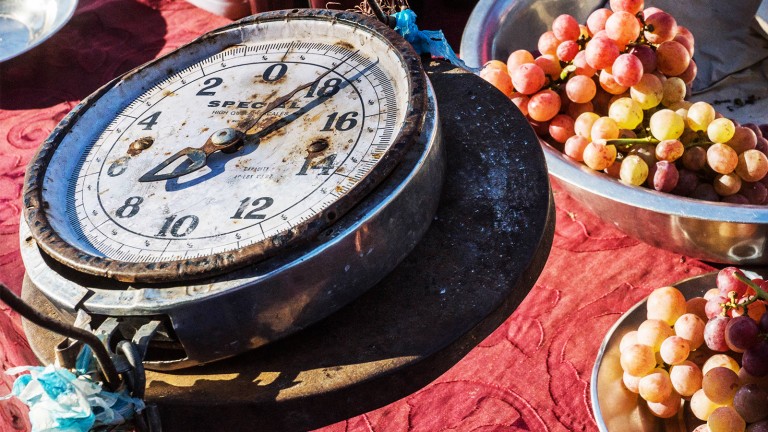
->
[461, 0, 768, 265]
[0, 0, 78, 62]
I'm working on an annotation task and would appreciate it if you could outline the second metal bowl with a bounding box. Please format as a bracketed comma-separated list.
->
[460, 0, 768, 265]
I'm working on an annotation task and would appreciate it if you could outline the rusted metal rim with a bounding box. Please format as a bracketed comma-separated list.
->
[23, 8, 428, 283]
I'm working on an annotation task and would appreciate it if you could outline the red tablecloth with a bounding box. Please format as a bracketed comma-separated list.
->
[0, 1, 715, 430]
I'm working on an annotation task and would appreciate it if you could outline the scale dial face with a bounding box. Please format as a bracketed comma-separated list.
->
[24, 9, 426, 282]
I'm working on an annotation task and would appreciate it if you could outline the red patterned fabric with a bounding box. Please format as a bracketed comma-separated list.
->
[0, 1, 714, 430]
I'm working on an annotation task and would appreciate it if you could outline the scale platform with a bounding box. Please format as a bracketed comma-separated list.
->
[22, 61, 554, 431]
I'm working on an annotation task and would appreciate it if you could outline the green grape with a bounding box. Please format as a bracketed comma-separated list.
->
[674, 313, 705, 349]
[660, 336, 690, 365]
[639, 368, 673, 403]
[708, 406, 746, 432]
[702, 354, 740, 375]
[637, 319, 675, 351]
[630, 74, 664, 110]
[646, 391, 681, 419]
[575, 111, 600, 140]
[669, 360, 703, 397]
[608, 97, 643, 129]
[687, 101, 716, 132]
[661, 77, 687, 107]
[703, 367, 740, 404]
[708, 118, 737, 144]
[650, 109, 685, 141]
[619, 155, 649, 185]
[591, 117, 620, 141]
[623, 371, 641, 393]
[691, 388, 721, 421]
[647, 286, 687, 325]
[619, 330, 639, 353]
[620, 344, 656, 376]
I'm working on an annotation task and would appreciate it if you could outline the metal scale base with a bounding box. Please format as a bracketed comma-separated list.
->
[23, 61, 555, 431]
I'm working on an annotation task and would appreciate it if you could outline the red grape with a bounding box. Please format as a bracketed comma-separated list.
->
[605, 11, 642, 47]
[611, 54, 644, 87]
[742, 340, 768, 377]
[724, 315, 760, 352]
[610, 0, 644, 15]
[537, 31, 561, 56]
[587, 8, 612, 35]
[648, 160, 678, 192]
[511, 63, 546, 95]
[528, 89, 561, 122]
[717, 267, 749, 298]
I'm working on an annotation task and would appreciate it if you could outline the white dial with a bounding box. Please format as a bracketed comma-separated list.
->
[38, 18, 417, 266]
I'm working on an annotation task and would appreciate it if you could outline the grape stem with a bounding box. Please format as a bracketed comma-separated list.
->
[733, 273, 768, 301]
[605, 137, 660, 149]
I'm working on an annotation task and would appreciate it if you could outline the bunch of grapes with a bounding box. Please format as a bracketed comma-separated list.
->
[618, 268, 768, 432]
[479, 0, 768, 204]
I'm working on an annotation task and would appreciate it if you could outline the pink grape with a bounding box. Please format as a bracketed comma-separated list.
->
[591, 116, 620, 141]
[611, 54, 644, 87]
[708, 406, 746, 432]
[552, 14, 581, 41]
[510, 93, 529, 116]
[535, 54, 562, 80]
[585, 36, 620, 70]
[675, 26, 695, 56]
[644, 10, 677, 44]
[583, 142, 617, 171]
[725, 316, 760, 353]
[704, 315, 730, 352]
[479, 61, 514, 97]
[669, 361, 703, 397]
[537, 31, 560, 56]
[564, 135, 590, 161]
[717, 267, 749, 297]
[586, 8, 612, 35]
[605, 11, 642, 47]
[656, 40, 691, 76]
[610, 0, 644, 15]
[549, 114, 575, 144]
[674, 313, 706, 349]
[574, 112, 600, 140]
[511, 63, 546, 95]
[565, 75, 597, 104]
[676, 59, 697, 84]
[527, 89, 561, 122]
[646, 391, 681, 419]
[703, 367, 740, 404]
[566, 101, 594, 119]
[572, 51, 597, 76]
[728, 127, 758, 154]
[736, 149, 768, 182]
[655, 139, 684, 162]
[705, 295, 728, 319]
[707, 143, 739, 175]
[556, 40, 580, 62]
[599, 70, 628, 95]
[507, 50, 535, 70]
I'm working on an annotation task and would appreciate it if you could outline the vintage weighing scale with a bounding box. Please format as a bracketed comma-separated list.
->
[15, 6, 554, 431]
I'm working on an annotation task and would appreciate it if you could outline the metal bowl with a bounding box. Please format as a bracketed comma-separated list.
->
[461, 0, 768, 265]
[0, 0, 78, 62]
[590, 273, 717, 432]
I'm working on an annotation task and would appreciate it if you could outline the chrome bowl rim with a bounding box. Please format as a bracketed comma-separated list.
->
[0, 0, 79, 63]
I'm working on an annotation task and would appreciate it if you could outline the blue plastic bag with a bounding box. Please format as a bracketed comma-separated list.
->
[2, 365, 144, 432]
[393, 9, 478, 72]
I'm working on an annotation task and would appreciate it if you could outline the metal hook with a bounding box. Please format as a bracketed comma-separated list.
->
[366, 0, 397, 28]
